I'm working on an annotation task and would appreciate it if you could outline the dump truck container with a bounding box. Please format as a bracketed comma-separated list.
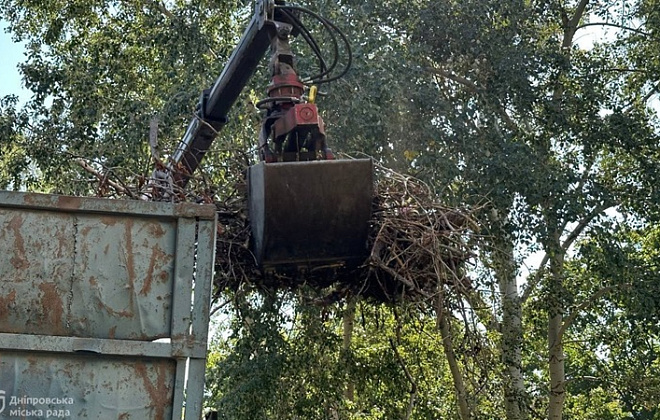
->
[0, 191, 216, 420]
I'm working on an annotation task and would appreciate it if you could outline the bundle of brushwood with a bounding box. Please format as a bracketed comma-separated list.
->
[212, 160, 477, 304]
[359, 163, 477, 302]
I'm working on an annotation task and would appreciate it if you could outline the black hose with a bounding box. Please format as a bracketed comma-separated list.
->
[280, 9, 328, 76]
[275, 4, 351, 85]
[280, 5, 339, 83]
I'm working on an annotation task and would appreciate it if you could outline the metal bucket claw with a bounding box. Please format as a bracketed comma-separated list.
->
[248, 158, 373, 272]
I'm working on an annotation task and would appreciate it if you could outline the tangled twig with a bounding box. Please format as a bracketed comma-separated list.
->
[86, 149, 478, 304]
[360, 163, 477, 301]
[212, 158, 477, 304]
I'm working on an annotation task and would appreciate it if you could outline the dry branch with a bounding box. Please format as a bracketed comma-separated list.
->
[82, 149, 478, 304]
[212, 159, 477, 304]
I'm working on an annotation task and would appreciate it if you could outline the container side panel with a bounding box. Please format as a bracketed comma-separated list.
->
[0, 192, 216, 420]
[0, 352, 175, 420]
[69, 214, 176, 340]
[0, 208, 177, 341]
[0, 209, 74, 336]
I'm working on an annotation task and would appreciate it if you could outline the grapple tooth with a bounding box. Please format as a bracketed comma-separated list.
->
[248, 159, 373, 271]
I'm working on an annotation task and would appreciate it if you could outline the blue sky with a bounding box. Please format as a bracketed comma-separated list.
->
[0, 21, 30, 104]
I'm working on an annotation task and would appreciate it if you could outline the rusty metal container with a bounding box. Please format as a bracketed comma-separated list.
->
[0, 191, 216, 420]
[248, 159, 373, 271]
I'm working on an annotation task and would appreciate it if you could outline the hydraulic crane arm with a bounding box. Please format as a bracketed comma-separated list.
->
[150, 0, 373, 272]
[169, 0, 280, 187]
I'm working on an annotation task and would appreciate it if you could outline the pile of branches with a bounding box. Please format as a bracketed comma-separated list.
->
[72, 142, 477, 303]
[359, 164, 477, 302]
[213, 160, 477, 304]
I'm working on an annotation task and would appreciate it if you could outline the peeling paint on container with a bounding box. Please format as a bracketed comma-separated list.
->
[0, 191, 217, 420]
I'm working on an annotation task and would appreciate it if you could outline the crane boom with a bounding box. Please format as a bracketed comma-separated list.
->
[170, 0, 277, 187]
[151, 0, 374, 273]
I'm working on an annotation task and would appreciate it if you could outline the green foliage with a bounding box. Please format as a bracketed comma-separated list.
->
[205, 291, 475, 420]
[557, 224, 660, 419]
[0, 0, 255, 194]
[4, 0, 660, 418]
[0, 95, 32, 189]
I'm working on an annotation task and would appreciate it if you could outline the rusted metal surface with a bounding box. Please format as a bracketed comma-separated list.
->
[0, 208, 176, 339]
[0, 191, 217, 420]
[0, 351, 174, 419]
[0, 191, 216, 220]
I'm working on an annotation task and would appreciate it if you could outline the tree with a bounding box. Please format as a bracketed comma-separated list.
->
[562, 223, 660, 419]
[0, 95, 33, 189]
[3, 0, 660, 418]
[339, 0, 660, 418]
[0, 0, 260, 194]
[393, 1, 660, 418]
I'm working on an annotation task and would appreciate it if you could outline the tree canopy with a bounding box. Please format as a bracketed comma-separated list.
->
[2, 0, 660, 418]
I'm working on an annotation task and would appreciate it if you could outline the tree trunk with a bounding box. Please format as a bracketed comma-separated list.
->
[547, 246, 566, 420]
[436, 295, 472, 420]
[493, 236, 527, 420]
[546, 3, 590, 414]
[343, 297, 356, 402]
